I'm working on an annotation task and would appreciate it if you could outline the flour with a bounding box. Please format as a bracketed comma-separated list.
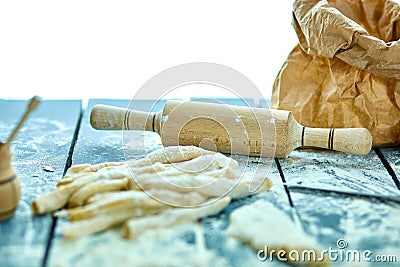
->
[339, 199, 400, 248]
[0, 245, 44, 267]
[49, 223, 230, 267]
[290, 191, 400, 262]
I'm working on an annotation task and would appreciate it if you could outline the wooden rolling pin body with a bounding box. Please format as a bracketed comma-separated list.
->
[90, 100, 372, 158]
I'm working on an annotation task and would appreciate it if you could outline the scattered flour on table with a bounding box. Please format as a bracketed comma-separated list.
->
[49, 223, 230, 267]
[338, 199, 400, 248]
[283, 150, 399, 196]
[0, 245, 44, 267]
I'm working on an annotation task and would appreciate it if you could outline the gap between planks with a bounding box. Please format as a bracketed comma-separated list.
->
[274, 158, 295, 207]
[374, 148, 400, 190]
[41, 106, 83, 267]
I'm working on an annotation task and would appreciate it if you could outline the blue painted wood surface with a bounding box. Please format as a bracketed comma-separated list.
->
[0, 100, 81, 267]
[1, 99, 399, 267]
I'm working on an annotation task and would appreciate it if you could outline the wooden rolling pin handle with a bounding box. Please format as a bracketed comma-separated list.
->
[302, 127, 372, 156]
[90, 104, 155, 131]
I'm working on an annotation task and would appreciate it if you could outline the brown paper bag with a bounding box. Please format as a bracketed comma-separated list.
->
[271, 0, 400, 146]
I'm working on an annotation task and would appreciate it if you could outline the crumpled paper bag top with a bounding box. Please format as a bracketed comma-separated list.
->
[272, 0, 400, 146]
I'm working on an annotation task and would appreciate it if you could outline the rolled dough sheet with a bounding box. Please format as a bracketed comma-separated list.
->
[226, 200, 329, 266]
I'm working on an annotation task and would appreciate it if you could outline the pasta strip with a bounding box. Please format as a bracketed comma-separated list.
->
[145, 189, 208, 206]
[129, 146, 214, 167]
[68, 177, 132, 208]
[85, 191, 128, 204]
[123, 196, 230, 239]
[59, 162, 125, 185]
[63, 190, 167, 221]
[32, 177, 98, 214]
[32, 166, 131, 214]
[62, 207, 160, 239]
[133, 173, 272, 199]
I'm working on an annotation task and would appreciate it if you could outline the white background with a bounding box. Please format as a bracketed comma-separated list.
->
[0, 1, 297, 104]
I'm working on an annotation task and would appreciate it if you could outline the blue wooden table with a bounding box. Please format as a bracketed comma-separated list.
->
[0, 99, 399, 267]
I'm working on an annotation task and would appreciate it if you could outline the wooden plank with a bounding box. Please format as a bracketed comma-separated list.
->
[71, 99, 130, 164]
[0, 100, 81, 267]
[281, 149, 399, 195]
[48, 98, 291, 267]
[277, 148, 400, 265]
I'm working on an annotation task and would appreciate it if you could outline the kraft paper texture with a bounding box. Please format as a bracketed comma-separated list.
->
[271, 0, 400, 146]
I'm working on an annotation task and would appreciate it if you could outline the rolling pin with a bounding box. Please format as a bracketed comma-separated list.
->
[90, 100, 372, 158]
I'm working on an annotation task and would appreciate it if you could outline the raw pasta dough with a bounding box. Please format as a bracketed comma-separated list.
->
[226, 200, 329, 266]
[31, 146, 273, 239]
